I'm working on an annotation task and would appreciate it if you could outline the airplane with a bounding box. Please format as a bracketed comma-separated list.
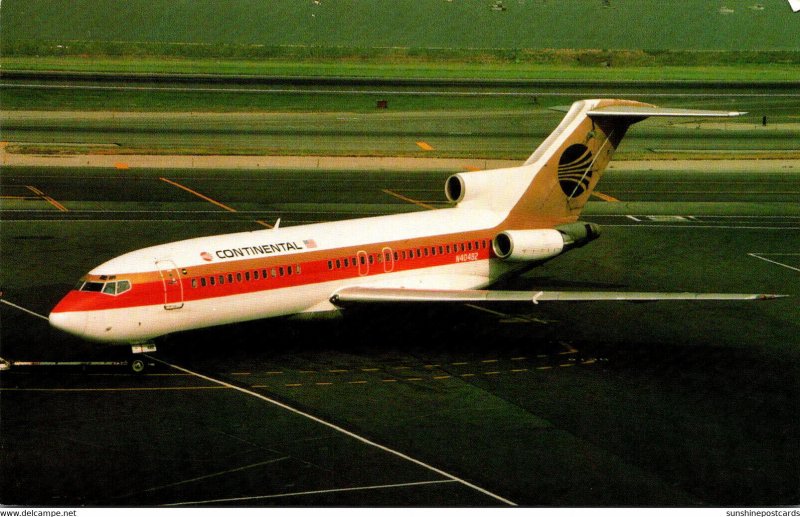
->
[49, 98, 783, 360]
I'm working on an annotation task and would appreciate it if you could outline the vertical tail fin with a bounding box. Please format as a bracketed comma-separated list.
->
[501, 99, 745, 227]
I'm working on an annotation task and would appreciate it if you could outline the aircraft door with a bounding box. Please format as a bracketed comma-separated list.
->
[382, 247, 394, 273]
[155, 260, 184, 310]
[357, 250, 369, 276]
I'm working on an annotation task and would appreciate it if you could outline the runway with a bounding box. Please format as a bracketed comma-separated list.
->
[1, 163, 799, 506]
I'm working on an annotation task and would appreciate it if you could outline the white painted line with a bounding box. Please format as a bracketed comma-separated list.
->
[146, 355, 516, 506]
[0, 299, 49, 321]
[133, 457, 290, 496]
[163, 479, 458, 506]
[625, 215, 641, 222]
[747, 253, 800, 273]
[604, 225, 800, 230]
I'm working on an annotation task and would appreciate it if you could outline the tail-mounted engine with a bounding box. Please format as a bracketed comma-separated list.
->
[492, 222, 601, 261]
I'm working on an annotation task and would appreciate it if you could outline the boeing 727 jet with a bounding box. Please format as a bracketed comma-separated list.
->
[49, 99, 780, 355]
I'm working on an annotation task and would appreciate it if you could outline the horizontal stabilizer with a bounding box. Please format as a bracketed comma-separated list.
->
[548, 105, 746, 118]
[330, 287, 784, 305]
[587, 106, 747, 118]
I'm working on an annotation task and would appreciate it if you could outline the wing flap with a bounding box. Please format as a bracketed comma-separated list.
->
[330, 287, 783, 305]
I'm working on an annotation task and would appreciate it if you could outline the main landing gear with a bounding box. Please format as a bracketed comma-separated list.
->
[129, 343, 157, 374]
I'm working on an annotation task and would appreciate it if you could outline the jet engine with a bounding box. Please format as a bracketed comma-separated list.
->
[492, 222, 601, 261]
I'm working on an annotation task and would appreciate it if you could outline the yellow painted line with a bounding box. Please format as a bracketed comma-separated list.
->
[510, 369, 528, 373]
[299, 370, 316, 374]
[559, 363, 575, 368]
[581, 359, 597, 365]
[511, 357, 527, 361]
[160, 177, 272, 228]
[315, 382, 333, 386]
[381, 379, 398, 383]
[361, 368, 380, 372]
[0, 195, 36, 200]
[265, 371, 283, 375]
[328, 369, 349, 373]
[251, 385, 268, 388]
[231, 372, 251, 376]
[285, 383, 303, 387]
[393, 366, 411, 370]
[424, 364, 441, 368]
[481, 359, 499, 364]
[591, 190, 621, 203]
[416, 141, 434, 151]
[115, 162, 130, 170]
[26, 185, 68, 212]
[433, 375, 451, 380]
[407, 378, 423, 382]
[536, 366, 552, 370]
[348, 380, 368, 385]
[451, 362, 469, 366]
[460, 373, 476, 378]
[382, 189, 437, 210]
[0, 386, 229, 392]
[484, 371, 501, 376]
[463, 166, 481, 172]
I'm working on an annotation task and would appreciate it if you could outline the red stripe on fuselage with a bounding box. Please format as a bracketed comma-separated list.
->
[53, 234, 496, 313]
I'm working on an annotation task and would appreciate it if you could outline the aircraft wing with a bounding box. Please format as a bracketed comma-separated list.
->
[330, 287, 784, 305]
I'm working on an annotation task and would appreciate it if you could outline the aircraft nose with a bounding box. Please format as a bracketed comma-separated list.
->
[49, 311, 87, 338]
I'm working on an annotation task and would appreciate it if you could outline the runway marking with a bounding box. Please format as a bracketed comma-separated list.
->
[381, 189, 437, 210]
[131, 457, 290, 497]
[145, 355, 516, 506]
[163, 479, 458, 506]
[748, 253, 800, 273]
[416, 141, 435, 151]
[591, 191, 620, 203]
[0, 299, 50, 321]
[159, 177, 272, 228]
[0, 386, 230, 392]
[626, 215, 642, 222]
[115, 162, 130, 170]
[25, 185, 68, 212]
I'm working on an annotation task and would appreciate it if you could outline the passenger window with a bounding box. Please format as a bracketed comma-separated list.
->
[368, 255, 374, 265]
[210, 276, 216, 286]
[335, 259, 341, 269]
[245, 272, 250, 281]
[344, 258, 349, 267]
[262, 269, 268, 279]
[201, 278, 207, 287]
[287, 266, 292, 276]
[328, 260, 333, 270]
[296, 265, 301, 274]
[102, 282, 116, 295]
[393, 252, 399, 261]
[236, 272, 242, 282]
[279, 267, 284, 277]
[228, 273, 234, 283]
[191, 279, 198, 289]
[467, 242, 472, 251]
[219, 275, 225, 285]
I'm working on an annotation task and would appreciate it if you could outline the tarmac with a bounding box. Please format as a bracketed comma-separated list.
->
[1, 161, 799, 506]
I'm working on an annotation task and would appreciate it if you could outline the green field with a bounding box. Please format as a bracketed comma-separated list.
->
[3, 0, 799, 51]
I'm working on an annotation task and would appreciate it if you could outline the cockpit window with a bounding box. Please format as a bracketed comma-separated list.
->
[81, 282, 104, 292]
[79, 280, 132, 296]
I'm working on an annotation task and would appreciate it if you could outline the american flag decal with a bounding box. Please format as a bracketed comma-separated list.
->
[303, 239, 317, 248]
